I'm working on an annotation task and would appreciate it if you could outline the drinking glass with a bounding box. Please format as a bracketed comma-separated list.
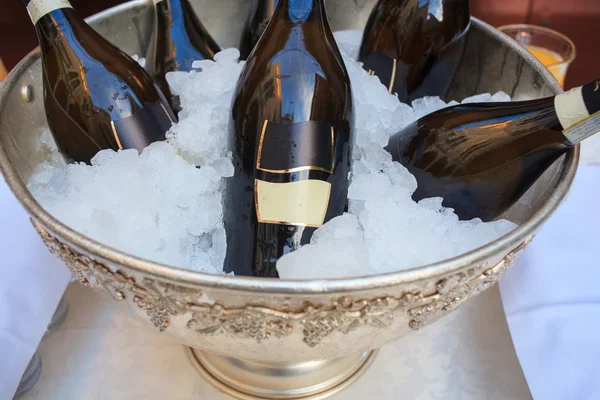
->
[498, 24, 576, 87]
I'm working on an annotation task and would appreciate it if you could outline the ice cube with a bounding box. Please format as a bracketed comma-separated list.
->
[277, 239, 369, 279]
[492, 91, 512, 102]
[165, 71, 190, 95]
[131, 54, 146, 69]
[461, 93, 494, 103]
[191, 59, 214, 70]
[348, 173, 392, 201]
[333, 30, 364, 60]
[412, 96, 448, 118]
[311, 214, 363, 244]
[214, 48, 241, 63]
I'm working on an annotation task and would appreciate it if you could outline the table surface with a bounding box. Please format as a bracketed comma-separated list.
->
[22, 283, 532, 400]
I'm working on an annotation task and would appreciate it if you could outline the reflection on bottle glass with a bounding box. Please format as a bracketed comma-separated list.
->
[25, 0, 176, 164]
[224, 0, 354, 277]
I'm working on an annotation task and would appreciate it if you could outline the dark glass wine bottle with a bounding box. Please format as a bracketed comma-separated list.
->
[147, 0, 221, 108]
[359, 0, 470, 103]
[224, 0, 354, 277]
[25, 0, 176, 164]
[386, 80, 600, 221]
[239, 0, 278, 60]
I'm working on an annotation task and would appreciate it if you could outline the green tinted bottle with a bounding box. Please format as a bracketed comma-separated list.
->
[224, 0, 354, 277]
[386, 80, 600, 221]
[25, 0, 176, 164]
[147, 0, 221, 108]
[239, 0, 278, 60]
[359, 0, 470, 103]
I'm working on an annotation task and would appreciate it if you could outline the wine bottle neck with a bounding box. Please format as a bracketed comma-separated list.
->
[276, 0, 325, 23]
[256, 0, 279, 17]
[267, 0, 279, 15]
[166, 0, 185, 21]
[25, 0, 73, 25]
[554, 79, 600, 144]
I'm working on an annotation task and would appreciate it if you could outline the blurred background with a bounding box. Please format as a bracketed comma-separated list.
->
[1, 0, 598, 88]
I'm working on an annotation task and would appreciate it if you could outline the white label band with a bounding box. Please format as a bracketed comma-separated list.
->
[255, 179, 331, 228]
[554, 86, 590, 130]
[563, 111, 600, 144]
[27, 0, 73, 25]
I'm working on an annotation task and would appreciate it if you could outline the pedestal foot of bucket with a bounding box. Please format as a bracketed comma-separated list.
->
[187, 348, 377, 400]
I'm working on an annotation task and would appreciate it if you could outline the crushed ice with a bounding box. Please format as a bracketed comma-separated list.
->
[131, 54, 146, 69]
[27, 31, 516, 278]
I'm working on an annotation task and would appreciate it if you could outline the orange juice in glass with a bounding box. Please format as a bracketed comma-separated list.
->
[0, 58, 7, 81]
[499, 25, 576, 87]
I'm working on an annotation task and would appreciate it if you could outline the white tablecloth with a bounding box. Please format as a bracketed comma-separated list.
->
[499, 164, 600, 400]
[0, 177, 71, 399]
[22, 283, 531, 400]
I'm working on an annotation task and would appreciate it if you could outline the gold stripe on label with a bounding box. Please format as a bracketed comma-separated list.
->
[110, 121, 124, 150]
[160, 102, 175, 124]
[258, 165, 334, 174]
[255, 179, 331, 227]
[27, 0, 73, 25]
[330, 126, 335, 170]
[563, 110, 600, 144]
[555, 86, 590, 130]
[256, 120, 269, 171]
[388, 59, 397, 93]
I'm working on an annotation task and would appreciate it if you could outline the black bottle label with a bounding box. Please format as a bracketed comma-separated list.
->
[362, 51, 398, 93]
[361, 51, 409, 97]
[581, 79, 600, 116]
[257, 120, 334, 173]
[254, 120, 335, 228]
[111, 101, 175, 150]
[253, 20, 271, 44]
[555, 80, 600, 144]
[26, 0, 73, 24]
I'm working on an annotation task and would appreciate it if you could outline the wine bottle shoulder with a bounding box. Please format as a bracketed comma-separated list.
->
[235, 54, 351, 124]
[362, 0, 470, 55]
[407, 99, 561, 145]
[418, 98, 553, 119]
[37, 11, 159, 118]
[233, 0, 351, 124]
[245, 29, 349, 87]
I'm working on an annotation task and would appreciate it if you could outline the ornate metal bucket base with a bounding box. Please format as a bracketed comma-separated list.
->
[188, 348, 377, 399]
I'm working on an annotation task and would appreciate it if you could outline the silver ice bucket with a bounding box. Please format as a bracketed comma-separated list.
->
[0, 1, 577, 398]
